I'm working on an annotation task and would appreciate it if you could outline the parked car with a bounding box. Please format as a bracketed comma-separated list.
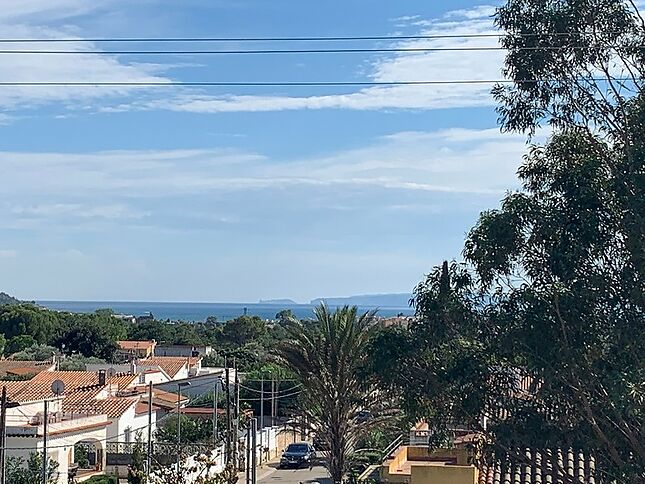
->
[279, 442, 316, 468]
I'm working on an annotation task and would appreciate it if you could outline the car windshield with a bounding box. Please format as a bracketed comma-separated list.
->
[286, 444, 309, 453]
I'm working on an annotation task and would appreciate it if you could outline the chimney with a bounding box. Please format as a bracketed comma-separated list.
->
[98, 369, 106, 386]
[130, 360, 138, 375]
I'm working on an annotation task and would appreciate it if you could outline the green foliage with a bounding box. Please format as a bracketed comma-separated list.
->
[0, 372, 36, 381]
[274, 305, 395, 483]
[11, 344, 58, 361]
[127, 319, 221, 347]
[492, 0, 644, 137]
[274, 309, 295, 324]
[0, 333, 5, 356]
[155, 415, 214, 444]
[128, 432, 147, 484]
[220, 315, 266, 346]
[6, 334, 37, 355]
[58, 355, 107, 371]
[6, 452, 59, 484]
[84, 476, 118, 484]
[0, 304, 58, 343]
[0, 292, 21, 305]
[53, 310, 127, 360]
[239, 363, 297, 418]
[75, 443, 90, 468]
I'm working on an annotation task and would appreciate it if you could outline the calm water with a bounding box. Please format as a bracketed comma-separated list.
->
[37, 300, 413, 322]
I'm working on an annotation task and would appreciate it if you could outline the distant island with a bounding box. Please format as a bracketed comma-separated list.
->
[310, 293, 412, 308]
[0, 291, 21, 305]
[259, 298, 298, 305]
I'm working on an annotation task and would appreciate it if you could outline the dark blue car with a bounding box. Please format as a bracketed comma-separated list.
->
[279, 442, 316, 468]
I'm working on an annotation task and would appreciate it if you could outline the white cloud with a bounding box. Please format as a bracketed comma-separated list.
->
[0, 3, 504, 114]
[0, 0, 101, 21]
[0, 127, 539, 214]
[0, 2, 171, 111]
[11, 203, 148, 219]
[0, 250, 18, 258]
[104, 4, 504, 114]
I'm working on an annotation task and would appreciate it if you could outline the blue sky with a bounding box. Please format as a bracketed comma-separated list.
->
[0, 0, 541, 303]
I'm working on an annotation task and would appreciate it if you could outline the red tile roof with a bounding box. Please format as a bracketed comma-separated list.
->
[139, 357, 194, 378]
[477, 449, 597, 484]
[0, 360, 55, 378]
[118, 340, 156, 351]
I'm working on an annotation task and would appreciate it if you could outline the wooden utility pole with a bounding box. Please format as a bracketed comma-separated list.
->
[0, 386, 7, 484]
[146, 382, 153, 474]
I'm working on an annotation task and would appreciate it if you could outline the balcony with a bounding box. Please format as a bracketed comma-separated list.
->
[7, 412, 110, 436]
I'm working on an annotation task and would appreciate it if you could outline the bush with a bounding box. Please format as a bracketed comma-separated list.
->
[83, 476, 118, 484]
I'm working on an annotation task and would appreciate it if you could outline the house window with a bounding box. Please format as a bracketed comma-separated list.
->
[125, 427, 132, 444]
[139, 373, 145, 384]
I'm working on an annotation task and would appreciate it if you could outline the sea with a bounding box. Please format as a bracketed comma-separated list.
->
[36, 300, 414, 322]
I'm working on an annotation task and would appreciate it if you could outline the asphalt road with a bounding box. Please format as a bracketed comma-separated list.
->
[256, 464, 330, 484]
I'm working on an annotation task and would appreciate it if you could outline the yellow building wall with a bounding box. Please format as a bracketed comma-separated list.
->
[411, 465, 477, 484]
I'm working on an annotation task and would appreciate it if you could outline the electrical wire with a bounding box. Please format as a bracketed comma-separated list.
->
[0, 45, 635, 55]
[0, 78, 637, 87]
[238, 382, 302, 394]
[0, 32, 630, 43]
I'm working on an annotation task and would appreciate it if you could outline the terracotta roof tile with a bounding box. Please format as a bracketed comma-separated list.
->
[64, 397, 137, 418]
[0, 360, 55, 378]
[108, 372, 138, 390]
[135, 402, 162, 415]
[117, 340, 156, 351]
[477, 449, 597, 484]
[30, 371, 103, 391]
[139, 357, 192, 378]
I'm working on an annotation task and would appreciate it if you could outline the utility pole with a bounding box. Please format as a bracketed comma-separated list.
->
[0, 386, 7, 484]
[176, 385, 182, 474]
[41, 400, 48, 484]
[213, 379, 219, 447]
[225, 367, 231, 465]
[245, 424, 251, 484]
[251, 418, 257, 484]
[270, 378, 275, 427]
[176, 382, 190, 475]
[274, 377, 279, 426]
[259, 377, 264, 465]
[146, 382, 153, 475]
[234, 359, 240, 469]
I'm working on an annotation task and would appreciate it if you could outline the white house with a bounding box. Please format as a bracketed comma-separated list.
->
[3, 380, 110, 484]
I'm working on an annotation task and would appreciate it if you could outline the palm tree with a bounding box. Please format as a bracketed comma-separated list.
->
[274, 304, 389, 483]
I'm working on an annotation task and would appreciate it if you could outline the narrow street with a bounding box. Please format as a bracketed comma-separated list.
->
[255, 464, 330, 484]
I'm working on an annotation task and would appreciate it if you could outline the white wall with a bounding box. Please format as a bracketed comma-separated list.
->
[6, 426, 107, 484]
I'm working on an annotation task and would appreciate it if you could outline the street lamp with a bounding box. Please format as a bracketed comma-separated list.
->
[176, 382, 191, 473]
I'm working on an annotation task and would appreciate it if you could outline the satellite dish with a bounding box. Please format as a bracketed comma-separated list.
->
[51, 380, 65, 396]
[107, 367, 117, 378]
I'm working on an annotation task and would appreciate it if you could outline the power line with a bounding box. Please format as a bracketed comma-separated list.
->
[0, 78, 636, 87]
[0, 32, 629, 43]
[0, 45, 634, 55]
[238, 383, 302, 394]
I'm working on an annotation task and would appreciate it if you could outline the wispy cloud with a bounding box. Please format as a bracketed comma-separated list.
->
[0, 249, 18, 258]
[0, 126, 540, 232]
[116, 4, 503, 114]
[1, 3, 503, 115]
[0, 0, 171, 111]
